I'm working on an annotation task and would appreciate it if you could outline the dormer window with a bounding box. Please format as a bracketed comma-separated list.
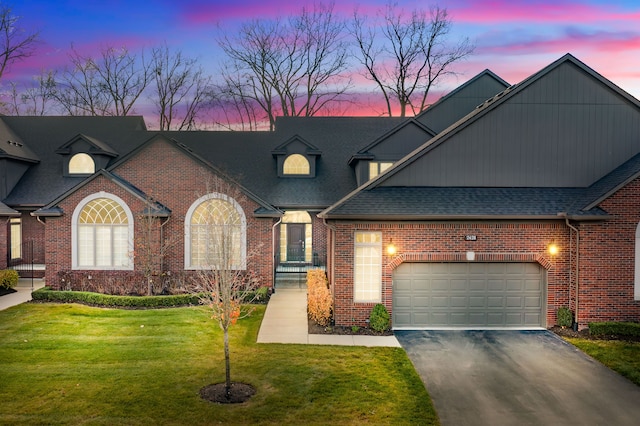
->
[283, 154, 310, 175]
[69, 153, 95, 174]
[369, 161, 393, 180]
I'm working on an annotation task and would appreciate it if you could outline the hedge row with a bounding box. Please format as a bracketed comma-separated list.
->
[307, 270, 332, 326]
[31, 286, 270, 309]
[32, 287, 203, 308]
[0, 269, 19, 290]
[589, 322, 640, 338]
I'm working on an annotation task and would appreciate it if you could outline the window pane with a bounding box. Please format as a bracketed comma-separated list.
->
[10, 219, 21, 260]
[113, 226, 129, 267]
[69, 153, 95, 174]
[95, 226, 112, 266]
[283, 154, 310, 175]
[354, 231, 382, 302]
[190, 197, 243, 268]
[78, 226, 94, 266]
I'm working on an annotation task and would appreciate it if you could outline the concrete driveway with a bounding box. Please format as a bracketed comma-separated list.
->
[396, 330, 640, 426]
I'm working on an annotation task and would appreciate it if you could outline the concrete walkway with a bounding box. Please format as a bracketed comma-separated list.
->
[257, 288, 401, 347]
[0, 278, 45, 311]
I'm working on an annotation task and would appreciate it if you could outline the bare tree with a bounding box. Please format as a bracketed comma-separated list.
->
[352, 2, 474, 117]
[5, 70, 57, 115]
[54, 45, 152, 116]
[134, 195, 175, 296]
[0, 3, 39, 82]
[217, 2, 350, 130]
[149, 43, 212, 130]
[194, 175, 262, 401]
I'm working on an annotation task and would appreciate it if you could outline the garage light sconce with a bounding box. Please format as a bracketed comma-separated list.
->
[387, 239, 397, 256]
[548, 242, 559, 256]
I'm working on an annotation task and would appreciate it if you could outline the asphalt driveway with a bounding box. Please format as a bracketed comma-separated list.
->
[396, 330, 640, 426]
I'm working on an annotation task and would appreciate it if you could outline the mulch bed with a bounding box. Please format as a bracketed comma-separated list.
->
[200, 382, 256, 404]
[0, 288, 17, 297]
[308, 319, 393, 336]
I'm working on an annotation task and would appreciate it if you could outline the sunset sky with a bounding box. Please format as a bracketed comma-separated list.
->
[7, 0, 640, 119]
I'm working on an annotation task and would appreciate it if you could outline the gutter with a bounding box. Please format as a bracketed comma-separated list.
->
[558, 212, 580, 330]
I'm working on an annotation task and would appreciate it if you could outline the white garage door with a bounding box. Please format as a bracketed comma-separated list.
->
[393, 262, 545, 329]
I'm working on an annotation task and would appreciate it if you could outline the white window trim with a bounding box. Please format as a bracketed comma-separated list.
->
[635, 223, 640, 300]
[71, 192, 134, 270]
[184, 193, 247, 270]
[354, 231, 382, 303]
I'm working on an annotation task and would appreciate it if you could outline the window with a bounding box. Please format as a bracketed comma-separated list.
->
[69, 153, 95, 174]
[354, 231, 382, 302]
[633, 223, 640, 300]
[9, 218, 21, 260]
[185, 193, 246, 269]
[369, 161, 393, 180]
[72, 194, 133, 270]
[283, 154, 310, 175]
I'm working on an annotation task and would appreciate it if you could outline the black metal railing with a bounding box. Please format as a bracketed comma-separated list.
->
[8, 240, 36, 286]
[273, 250, 326, 290]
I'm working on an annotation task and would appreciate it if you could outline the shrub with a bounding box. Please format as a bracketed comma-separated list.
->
[369, 304, 390, 332]
[31, 287, 201, 308]
[589, 322, 640, 338]
[556, 307, 573, 328]
[0, 269, 19, 290]
[307, 270, 332, 326]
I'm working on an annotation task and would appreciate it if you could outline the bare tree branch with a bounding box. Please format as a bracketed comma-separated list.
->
[351, 2, 474, 117]
[0, 4, 39, 82]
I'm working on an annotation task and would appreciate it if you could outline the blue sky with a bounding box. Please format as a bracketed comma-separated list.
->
[9, 0, 640, 115]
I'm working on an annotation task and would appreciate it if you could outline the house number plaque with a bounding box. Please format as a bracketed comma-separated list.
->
[465, 235, 477, 241]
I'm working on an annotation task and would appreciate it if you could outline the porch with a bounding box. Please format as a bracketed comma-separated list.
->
[274, 250, 326, 290]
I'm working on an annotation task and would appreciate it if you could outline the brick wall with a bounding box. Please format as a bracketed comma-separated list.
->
[44, 138, 275, 291]
[577, 178, 640, 325]
[330, 221, 570, 328]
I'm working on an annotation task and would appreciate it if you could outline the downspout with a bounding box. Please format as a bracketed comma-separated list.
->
[160, 216, 170, 275]
[322, 218, 337, 309]
[272, 217, 282, 292]
[560, 214, 580, 331]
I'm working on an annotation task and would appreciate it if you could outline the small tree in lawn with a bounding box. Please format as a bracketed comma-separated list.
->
[195, 175, 261, 403]
[134, 195, 175, 296]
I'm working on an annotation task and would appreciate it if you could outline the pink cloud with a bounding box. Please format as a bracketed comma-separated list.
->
[449, 0, 640, 24]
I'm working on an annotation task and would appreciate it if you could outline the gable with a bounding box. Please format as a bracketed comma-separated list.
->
[382, 59, 640, 188]
[360, 120, 434, 159]
[416, 70, 509, 133]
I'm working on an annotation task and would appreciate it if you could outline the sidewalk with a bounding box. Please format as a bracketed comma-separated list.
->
[257, 288, 401, 347]
[0, 278, 45, 311]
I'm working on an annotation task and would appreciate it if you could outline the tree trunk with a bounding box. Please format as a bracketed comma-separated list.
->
[224, 327, 231, 399]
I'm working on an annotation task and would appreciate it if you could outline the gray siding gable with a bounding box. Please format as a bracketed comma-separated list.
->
[381, 54, 640, 188]
[416, 70, 510, 133]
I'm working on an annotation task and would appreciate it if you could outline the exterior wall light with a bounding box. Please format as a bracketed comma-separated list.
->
[387, 240, 397, 256]
[548, 243, 559, 256]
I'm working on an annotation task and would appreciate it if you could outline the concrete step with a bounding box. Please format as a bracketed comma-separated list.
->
[275, 273, 307, 290]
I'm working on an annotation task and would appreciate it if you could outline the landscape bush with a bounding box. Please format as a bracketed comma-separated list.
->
[32, 287, 201, 308]
[307, 270, 332, 326]
[589, 322, 640, 338]
[369, 304, 390, 332]
[0, 269, 19, 290]
[556, 307, 573, 328]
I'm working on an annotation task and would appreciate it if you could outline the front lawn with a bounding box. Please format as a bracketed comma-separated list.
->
[0, 303, 438, 425]
[564, 337, 640, 386]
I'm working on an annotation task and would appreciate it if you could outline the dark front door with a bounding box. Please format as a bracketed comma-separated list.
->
[287, 224, 305, 262]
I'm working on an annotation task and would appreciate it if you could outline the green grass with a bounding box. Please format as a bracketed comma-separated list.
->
[0, 303, 438, 425]
[564, 337, 640, 386]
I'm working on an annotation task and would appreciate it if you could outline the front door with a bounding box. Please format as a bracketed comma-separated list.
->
[287, 224, 305, 262]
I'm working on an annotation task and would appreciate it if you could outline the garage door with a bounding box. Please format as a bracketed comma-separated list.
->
[393, 263, 545, 329]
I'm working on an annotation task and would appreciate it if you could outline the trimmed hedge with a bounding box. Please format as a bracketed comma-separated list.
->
[589, 322, 640, 338]
[307, 270, 332, 326]
[31, 286, 271, 309]
[556, 307, 573, 328]
[369, 304, 390, 332]
[0, 269, 19, 290]
[32, 287, 201, 308]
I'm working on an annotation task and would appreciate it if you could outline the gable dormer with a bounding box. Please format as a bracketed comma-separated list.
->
[55, 134, 118, 177]
[271, 135, 321, 178]
[349, 119, 435, 185]
[0, 118, 40, 199]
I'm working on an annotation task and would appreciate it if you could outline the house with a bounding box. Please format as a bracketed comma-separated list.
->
[2, 53, 639, 330]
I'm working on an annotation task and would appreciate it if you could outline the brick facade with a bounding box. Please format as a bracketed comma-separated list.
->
[330, 221, 571, 328]
[43, 139, 276, 291]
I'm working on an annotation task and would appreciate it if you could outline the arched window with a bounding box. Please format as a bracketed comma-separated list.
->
[72, 193, 133, 269]
[185, 193, 246, 269]
[635, 223, 640, 300]
[283, 154, 310, 175]
[69, 153, 95, 174]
